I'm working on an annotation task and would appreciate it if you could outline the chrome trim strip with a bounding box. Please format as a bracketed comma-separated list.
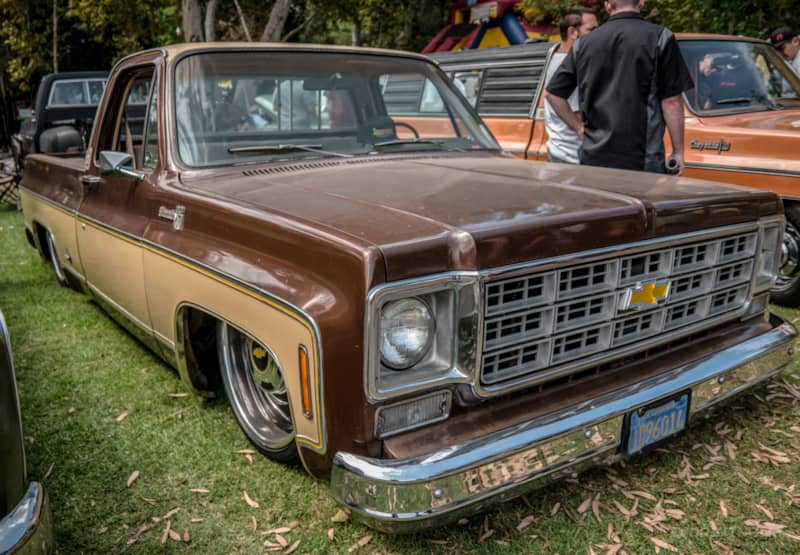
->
[481, 221, 760, 281]
[685, 162, 800, 178]
[331, 315, 795, 533]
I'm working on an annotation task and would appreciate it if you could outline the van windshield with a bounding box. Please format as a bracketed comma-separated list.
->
[174, 51, 499, 168]
[678, 39, 800, 115]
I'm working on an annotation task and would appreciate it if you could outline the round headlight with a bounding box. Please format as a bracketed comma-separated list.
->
[380, 298, 435, 370]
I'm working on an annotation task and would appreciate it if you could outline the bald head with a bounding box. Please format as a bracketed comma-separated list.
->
[605, 0, 643, 14]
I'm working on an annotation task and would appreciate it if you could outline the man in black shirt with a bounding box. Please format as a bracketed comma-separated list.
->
[544, 0, 694, 174]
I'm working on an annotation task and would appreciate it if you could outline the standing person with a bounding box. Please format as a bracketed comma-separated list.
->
[544, 8, 599, 164]
[544, 0, 694, 175]
[770, 26, 800, 76]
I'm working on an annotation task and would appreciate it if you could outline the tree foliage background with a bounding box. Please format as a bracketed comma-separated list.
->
[521, 0, 796, 39]
[1, 0, 797, 98]
[0, 0, 451, 98]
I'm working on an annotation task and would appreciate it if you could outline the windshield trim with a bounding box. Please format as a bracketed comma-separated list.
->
[169, 50, 499, 170]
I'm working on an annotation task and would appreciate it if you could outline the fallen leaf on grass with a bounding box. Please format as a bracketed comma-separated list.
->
[477, 528, 494, 543]
[550, 502, 561, 516]
[43, 463, 54, 481]
[266, 526, 293, 535]
[141, 497, 157, 505]
[516, 514, 537, 531]
[275, 534, 288, 547]
[127, 471, 140, 488]
[168, 392, 189, 398]
[756, 503, 775, 520]
[161, 521, 171, 545]
[243, 490, 259, 508]
[719, 500, 729, 517]
[347, 534, 372, 552]
[327, 528, 334, 540]
[67, 407, 76, 414]
[591, 494, 602, 523]
[629, 490, 657, 501]
[163, 507, 180, 519]
[252, 516, 257, 533]
[183, 530, 190, 542]
[168, 528, 181, 541]
[116, 410, 130, 422]
[744, 519, 786, 536]
[127, 524, 150, 545]
[190, 487, 209, 493]
[284, 540, 301, 554]
[713, 540, 734, 554]
[191, 518, 204, 523]
[578, 497, 593, 514]
[457, 518, 469, 525]
[331, 509, 349, 523]
[650, 537, 678, 552]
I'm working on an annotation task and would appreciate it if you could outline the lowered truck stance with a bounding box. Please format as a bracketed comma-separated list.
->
[19, 43, 795, 531]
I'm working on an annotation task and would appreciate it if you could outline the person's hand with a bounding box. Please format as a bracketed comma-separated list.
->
[668, 152, 685, 176]
[576, 124, 585, 141]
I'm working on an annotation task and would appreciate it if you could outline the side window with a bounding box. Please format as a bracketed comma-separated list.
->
[49, 80, 88, 106]
[88, 80, 105, 104]
[142, 77, 159, 169]
[451, 71, 481, 107]
[96, 67, 155, 170]
[419, 80, 446, 113]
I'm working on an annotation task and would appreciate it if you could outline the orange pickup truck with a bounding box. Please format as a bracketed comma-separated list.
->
[431, 35, 800, 305]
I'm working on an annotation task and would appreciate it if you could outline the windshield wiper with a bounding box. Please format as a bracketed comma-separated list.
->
[227, 143, 352, 158]
[372, 138, 449, 149]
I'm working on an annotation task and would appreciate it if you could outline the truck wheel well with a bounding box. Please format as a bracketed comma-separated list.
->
[179, 306, 223, 395]
[32, 222, 49, 260]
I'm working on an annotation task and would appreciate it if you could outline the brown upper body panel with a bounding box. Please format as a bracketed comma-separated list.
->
[181, 153, 777, 282]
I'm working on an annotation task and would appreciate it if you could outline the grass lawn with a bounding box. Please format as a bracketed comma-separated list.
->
[2, 202, 800, 554]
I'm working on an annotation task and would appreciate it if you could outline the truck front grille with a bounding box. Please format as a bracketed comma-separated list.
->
[481, 231, 758, 389]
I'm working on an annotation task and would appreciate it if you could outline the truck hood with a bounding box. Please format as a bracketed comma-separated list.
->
[181, 155, 777, 281]
[692, 109, 800, 168]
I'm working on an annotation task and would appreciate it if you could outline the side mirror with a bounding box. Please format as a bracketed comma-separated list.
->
[98, 150, 143, 181]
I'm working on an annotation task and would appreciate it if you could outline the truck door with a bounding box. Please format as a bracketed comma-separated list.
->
[77, 64, 158, 341]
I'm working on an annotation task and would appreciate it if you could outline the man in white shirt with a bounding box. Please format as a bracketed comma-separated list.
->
[771, 26, 800, 76]
[543, 8, 598, 164]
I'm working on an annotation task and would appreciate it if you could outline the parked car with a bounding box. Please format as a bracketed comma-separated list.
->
[431, 34, 800, 305]
[9, 71, 108, 178]
[19, 43, 795, 532]
[0, 311, 54, 552]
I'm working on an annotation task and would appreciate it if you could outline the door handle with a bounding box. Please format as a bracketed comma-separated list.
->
[80, 174, 101, 191]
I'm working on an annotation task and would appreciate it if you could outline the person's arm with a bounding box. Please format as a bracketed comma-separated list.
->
[661, 93, 685, 175]
[544, 91, 584, 139]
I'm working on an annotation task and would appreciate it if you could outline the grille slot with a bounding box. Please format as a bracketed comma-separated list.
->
[480, 230, 757, 390]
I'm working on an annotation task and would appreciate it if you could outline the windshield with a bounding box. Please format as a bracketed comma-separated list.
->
[174, 51, 499, 168]
[678, 40, 800, 115]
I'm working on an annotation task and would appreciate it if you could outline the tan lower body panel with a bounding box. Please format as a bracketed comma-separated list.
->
[142, 248, 324, 453]
[21, 191, 84, 279]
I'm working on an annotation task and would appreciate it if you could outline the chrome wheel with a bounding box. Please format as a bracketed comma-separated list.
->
[217, 321, 297, 462]
[771, 206, 800, 307]
[45, 231, 67, 286]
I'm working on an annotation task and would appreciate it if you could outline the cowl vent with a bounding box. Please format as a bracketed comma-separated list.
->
[240, 154, 439, 177]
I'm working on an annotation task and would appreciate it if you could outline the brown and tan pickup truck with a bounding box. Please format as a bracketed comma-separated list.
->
[19, 43, 796, 531]
[432, 34, 800, 305]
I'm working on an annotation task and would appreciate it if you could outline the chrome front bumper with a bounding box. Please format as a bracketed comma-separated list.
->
[331, 315, 796, 533]
[0, 482, 53, 554]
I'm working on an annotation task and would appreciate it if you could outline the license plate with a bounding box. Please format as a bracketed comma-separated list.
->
[625, 393, 689, 457]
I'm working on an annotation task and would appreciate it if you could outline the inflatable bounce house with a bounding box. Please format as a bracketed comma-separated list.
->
[423, 0, 597, 53]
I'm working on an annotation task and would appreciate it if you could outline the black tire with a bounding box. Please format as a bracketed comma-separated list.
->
[217, 321, 298, 463]
[771, 204, 800, 307]
[45, 231, 68, 286]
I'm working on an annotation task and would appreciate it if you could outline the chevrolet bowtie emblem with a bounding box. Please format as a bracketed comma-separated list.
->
[620, 280, 671, 311]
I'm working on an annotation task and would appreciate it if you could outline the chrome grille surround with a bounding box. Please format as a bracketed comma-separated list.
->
[479, 225, 761, 395]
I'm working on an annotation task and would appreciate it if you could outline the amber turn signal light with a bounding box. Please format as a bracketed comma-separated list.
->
[299, 345, 312, 419]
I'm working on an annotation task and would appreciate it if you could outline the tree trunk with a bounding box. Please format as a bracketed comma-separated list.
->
[261, 0, 291, 42]
[182, 0, 204, 42]
[52, 0, 58, 73]
[204, 0, 218, 42]
[351, 19, 361, 46]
